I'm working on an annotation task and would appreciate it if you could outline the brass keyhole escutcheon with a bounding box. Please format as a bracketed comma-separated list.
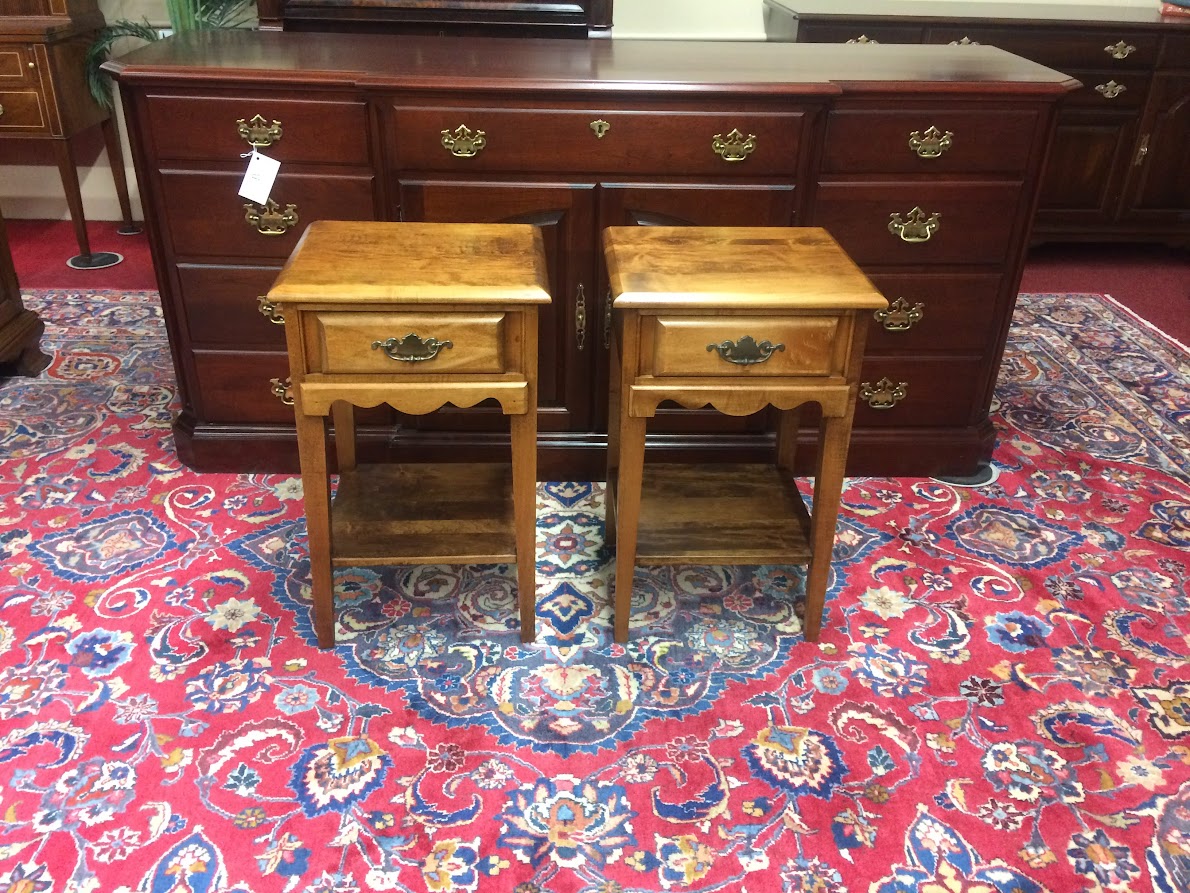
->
[590, 119, 611, 139]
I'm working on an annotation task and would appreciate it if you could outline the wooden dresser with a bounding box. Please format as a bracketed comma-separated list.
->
[0, 202, 50, 376]
[764, 0, 1190, 247]
[0, 0, 139, 265]
[105, 32, 1076, 480]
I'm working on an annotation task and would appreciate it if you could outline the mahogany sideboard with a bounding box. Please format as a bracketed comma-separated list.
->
[105, 31, 1077, 479]
[764, 0, 1190, 247]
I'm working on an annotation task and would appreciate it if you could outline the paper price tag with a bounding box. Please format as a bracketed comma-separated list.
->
[238, 151, 281, 204]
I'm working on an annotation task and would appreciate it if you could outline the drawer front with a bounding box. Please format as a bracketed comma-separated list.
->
[0, 90, 47, 133]
[192, 350, 295, 423]
[649, 315, 844, 378]
[854, 356, 986, 427]
[822, 109, 1039, 175]
[1059, 70, 1151, 109]
[926, 28, 1159, 71]
[160, 170, 377, 260]
[812, 180, 1024, 266]
[863, 272, 1004, 355]
[0, 45, 37, 85]
[177, 264, 286, 348]
[1160, 34, 1190, 70]
[391, 105, 805, 175]
[311, 311, 507, 374]
[797, 22, 925, 44]
[146, 94, 371, 165]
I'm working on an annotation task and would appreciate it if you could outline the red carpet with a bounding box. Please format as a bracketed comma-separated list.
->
[5, 218, 158, 292]
[0, 287, 1187, 892]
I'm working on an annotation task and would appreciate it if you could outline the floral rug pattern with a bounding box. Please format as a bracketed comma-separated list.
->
[0, 289, 1187, 893]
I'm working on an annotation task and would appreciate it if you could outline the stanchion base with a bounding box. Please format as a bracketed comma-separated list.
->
[116, 225, 142, 236]
[67, 251, 124, 270]
[933, 463, 999, 488]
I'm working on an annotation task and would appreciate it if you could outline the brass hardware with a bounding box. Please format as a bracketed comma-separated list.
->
[575, 284, 587, 351]
[711, 129, 757, 163]
[707, 335, 786, 366]
[859, 378, 908, 410]
[27, 61, 34, 68]
[590, 119, 611, 139]
[371, 333, 453, 362]
[948, 37, 980, 46]
[888, 207, 940, 243]
[1104, 41, 1136, 60]
[874, 298, 925, 332]
[602, 286, 613, 350]
[1134, 133, 1151, 166]
[1095, 81, 1127, 100]
[908, 125, 954, 158]
[846, 35, 878, 44]
[441, 124, 487, 158]
[244, 199, 299, 236]
[237, 115, 283, 148]
[270, 377, 293, 405]
[257, 295, 285, 325]
[0, 105, 4, 117]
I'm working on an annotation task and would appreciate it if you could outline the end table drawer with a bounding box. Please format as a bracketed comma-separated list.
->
[0, 90, 47, 133]
[311, 311, 507, 374]
[650, 315, 844, 377]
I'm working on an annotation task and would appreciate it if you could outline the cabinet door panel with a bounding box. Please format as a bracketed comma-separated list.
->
[1034, 112, 1137, 229]
[399, 179, 596, 433]
[1120, 73, 1190, 228]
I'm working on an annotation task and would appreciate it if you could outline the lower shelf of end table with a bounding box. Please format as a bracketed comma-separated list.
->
[609, 463, 813, 565]
[331, 462, 516, 566]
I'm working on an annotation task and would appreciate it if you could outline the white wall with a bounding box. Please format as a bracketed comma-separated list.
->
[0, 0, 1162, 220]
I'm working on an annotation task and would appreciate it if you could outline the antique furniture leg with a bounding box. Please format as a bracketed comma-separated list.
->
[803, 410, 854, 642]
[612, 411, 647, 644]
[100, 117, 142, 236]
[295, 410, 335, 648]
[55, 139, 121, 270]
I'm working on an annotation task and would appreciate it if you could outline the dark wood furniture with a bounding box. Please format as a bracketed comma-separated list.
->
[603, 226, 886, 643]
[764, 0, 1190, 247]
[255, 0, 612, 37]
[268, 221, 550, 648]
[0, 202, 50, 376]
[105, 32, 1076, 480]
[0, 0, 139, 268]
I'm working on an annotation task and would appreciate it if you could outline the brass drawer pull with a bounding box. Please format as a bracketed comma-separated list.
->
[847, 35, 878, 44]
[908, 126, 953, 158]
[575, 283, 587, 351]
[372, 333, 453, 362]
[949, 37, 980, 46]
[1095, 81, 1127, 100]
[707, 335, 786, 365]
[711, 128, 757, 162]
[244, 199, 299, 236]
[860, 378, 908, 409]
[874, 298, 924, 332]
[888, 207, 940, 243]
[237, 114, 282, 148]
[1104, 41, 1136, 60]
[0, 105, 4, 118]
[441, 124, 487, 157]
[270, 376, 293, 405]
[257, 295, 284, 324]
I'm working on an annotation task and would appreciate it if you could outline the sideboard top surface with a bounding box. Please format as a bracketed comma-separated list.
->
[105, 30, 1078, 95]
[764, 0, 1190, 28]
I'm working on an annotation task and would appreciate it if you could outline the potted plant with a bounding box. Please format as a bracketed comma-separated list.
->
[88, 0, 257, 108]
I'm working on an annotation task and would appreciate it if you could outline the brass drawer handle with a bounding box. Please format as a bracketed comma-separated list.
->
[948, 37, 980, 46]
[860, 378, 908, 409]
[847, 35, 878, 44]
[257, 295, 284, 325]
[441, 124, 487, 158]
[711, 129, 756, 162]
[707, 335, 786, 366]
[874, 298, 924, 332]
[270, 376, 293, 405]
[575, 284, 587, 351]
[1095, 81, 1127, 100]
[237, 114, 283, 148]
[908, 126, 953, 158]
[888, 207, 940, 243]
[244, 199, 299, 236]
[1104, 41, 1136, 60]
[0, 105, 4, 118]
[371, 333, 453, 362]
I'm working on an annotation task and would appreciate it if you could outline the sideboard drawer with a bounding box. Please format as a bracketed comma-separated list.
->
[813, 180, 1024, 266]
[0, 45, 37, 84]
[192, 349, 295, 423]
[391, 104, 805, 175]
[647, 315, 845, 377]
[0, 90, 47, 133]
[822, 108, 1038, 174]
[863, 272, 1004, 355]
[796, 23, 925, 45]
[146, 93, 371, 164]
[926, 28, 1159, 71]
[177, 263, 286, 347]
[160, 170, 377, 260]
[309, 311, 507, 374]
[1058, 70, 1150, 109]
[854, 355, 985, 426]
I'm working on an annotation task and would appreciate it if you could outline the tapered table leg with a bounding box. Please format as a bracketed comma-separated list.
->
[612, 410, 647, 644]
[296, 412, 335, 648]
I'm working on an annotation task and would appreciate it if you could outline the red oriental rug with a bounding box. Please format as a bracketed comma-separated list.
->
[0, 289, 1187, 893]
